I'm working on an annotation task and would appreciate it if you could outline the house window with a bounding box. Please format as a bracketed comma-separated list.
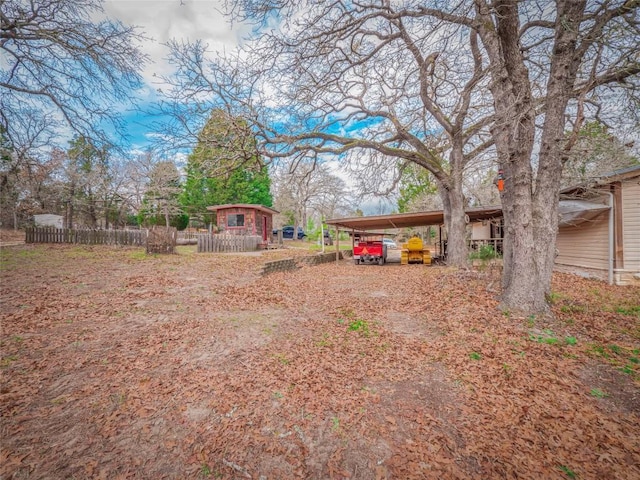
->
[227, 213, 245, 227]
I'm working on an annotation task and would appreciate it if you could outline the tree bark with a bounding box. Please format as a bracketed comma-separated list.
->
[66, 186, 75, 229]
[531, 0, 587, 307]
[477, 0, 587, 314]
[436, 155, 469, 268]
[440, 185, 468, 268]
[476, 0, 540, 313]
[88, 194, 98, 228]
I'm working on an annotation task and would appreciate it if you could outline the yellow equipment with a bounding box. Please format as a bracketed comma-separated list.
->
[401, 236, 432, 265]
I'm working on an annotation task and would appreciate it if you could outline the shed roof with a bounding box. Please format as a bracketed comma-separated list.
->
[326, 197, 615, 232]
[206, 204, 280, 215]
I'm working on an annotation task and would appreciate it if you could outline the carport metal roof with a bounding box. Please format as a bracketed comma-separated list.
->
[325, 206, 503, 231]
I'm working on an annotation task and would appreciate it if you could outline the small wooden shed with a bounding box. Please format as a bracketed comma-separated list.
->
[206, 204, 279, 244]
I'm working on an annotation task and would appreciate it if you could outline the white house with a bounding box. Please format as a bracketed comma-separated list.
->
[556, 165, 640, 286]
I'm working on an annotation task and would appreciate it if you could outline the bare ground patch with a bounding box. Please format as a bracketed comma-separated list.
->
[1, 244, 638, 479]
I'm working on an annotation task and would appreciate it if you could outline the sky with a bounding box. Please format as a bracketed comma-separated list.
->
[102, 0, 397, 214]
[103, 0, 248, 150]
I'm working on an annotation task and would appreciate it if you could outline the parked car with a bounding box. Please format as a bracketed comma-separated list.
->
[383, 238, 397, 249]
[273, 226, 306, 239]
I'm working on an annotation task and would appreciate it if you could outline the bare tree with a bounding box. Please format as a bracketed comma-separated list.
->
[561, 122, 638, 188]
[0, 110, 58, 227]
[310, 173, 352, 222]
[161, 0, 638, 314]
[0, 0, 147, 149]
[464, 159, 503, 208]
[158, 4, 495, 267]
[271, 159, 350, 230]
[0, 142, 66, 228]
[139, 155, 183, 228]
[465, 0, 639, 313]
[63, 137, 112, 228]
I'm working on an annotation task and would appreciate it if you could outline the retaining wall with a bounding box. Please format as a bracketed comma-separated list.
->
[260, 251, 346, 275]
[260, 258, 298, 275]
[297, 251, 345, 266]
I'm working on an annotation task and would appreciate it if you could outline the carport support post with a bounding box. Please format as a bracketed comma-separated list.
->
[335, 226, 340, 262]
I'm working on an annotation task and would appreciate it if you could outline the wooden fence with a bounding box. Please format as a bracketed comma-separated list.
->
[177, 230, 208, 240]
[197, 234, 261, 253]
[26, 227, 263, 253]
[25, 227, 147, 246]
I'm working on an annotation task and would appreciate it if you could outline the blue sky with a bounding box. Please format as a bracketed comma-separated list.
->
[103, 0, 397, 214]
[104, 0, 248, 150]
[106, 2, 386, 151]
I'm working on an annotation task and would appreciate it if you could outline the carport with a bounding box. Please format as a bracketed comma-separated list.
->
[325, 206, 504, 260]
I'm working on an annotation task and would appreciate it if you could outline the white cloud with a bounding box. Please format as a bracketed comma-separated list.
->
[99, 1, 252, 149]
[325, 159, 354, 188]
[104, 0, 249, 85]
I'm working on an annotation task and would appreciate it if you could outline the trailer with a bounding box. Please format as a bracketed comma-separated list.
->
[353, 235, 388, 265]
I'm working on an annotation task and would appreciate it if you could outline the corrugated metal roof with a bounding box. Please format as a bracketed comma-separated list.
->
[558, 200, 610, 227]
[326, 206, 503, 231]
[327, 199, 613, 232]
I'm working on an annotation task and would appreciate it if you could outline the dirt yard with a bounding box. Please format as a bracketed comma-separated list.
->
[1, 241, 639, 479]
[0, 229, 25, 246]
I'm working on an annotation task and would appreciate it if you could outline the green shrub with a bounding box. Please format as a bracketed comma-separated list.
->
[469, 244, 499, 261]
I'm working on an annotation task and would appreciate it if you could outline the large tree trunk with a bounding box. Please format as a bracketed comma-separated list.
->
[433, 141, 469, 267]
[499, 160, 550, 313]
[439, 180, 468, 268]
[478, 0, 586, 315]
[529, 0, 586, 307]
[476, 0, 538, 313]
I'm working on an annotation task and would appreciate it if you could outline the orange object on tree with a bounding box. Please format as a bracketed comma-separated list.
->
[494, 169, 505, 192]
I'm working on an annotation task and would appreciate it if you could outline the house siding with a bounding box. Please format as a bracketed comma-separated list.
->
[619, 178, 640, 284]
[471, 222, 491, 240]
[556, 172, 640, 286]
[556, 209, 609, 272]
[217, 207, 256, 234]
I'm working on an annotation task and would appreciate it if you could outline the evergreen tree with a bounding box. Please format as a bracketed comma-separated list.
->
[180, 110, 272, 226]
[396, 165, 439, 213]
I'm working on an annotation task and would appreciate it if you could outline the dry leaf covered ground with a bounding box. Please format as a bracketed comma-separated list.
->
[1, 241, 639, 479]
[0, 229, 25, 245]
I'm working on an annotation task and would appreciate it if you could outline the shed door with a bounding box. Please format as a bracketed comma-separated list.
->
[262, 216, 268, 242]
